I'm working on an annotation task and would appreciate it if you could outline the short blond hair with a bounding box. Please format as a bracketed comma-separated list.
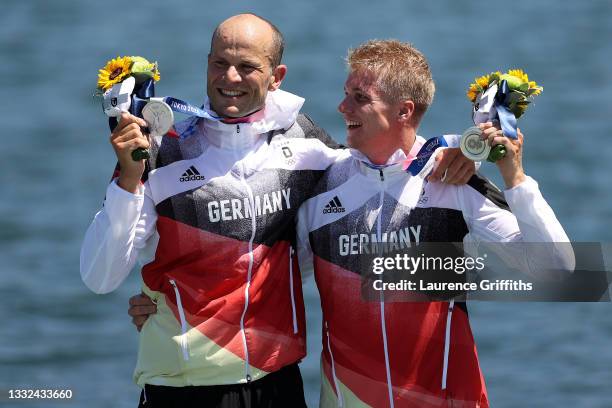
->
[347, 39, 435, 123]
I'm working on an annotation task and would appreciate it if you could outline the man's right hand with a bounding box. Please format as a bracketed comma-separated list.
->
[428, 147, 475, 185]
[110, 112, 150, 193]
[128, 293, 157, 332]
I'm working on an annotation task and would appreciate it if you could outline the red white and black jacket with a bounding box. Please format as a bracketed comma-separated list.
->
[80, 89, 345, 387]
[296, 137, 574, 408]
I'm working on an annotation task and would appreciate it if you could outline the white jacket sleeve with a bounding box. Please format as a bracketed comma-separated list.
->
[80, 179, 157, 294]
[460, 175, 575, 278]
[296, 203, 315, 283]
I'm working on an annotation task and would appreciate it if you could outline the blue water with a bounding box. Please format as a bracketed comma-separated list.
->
[1, 0, 611, 407]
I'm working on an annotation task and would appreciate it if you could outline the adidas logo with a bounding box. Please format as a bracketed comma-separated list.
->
[323, 196, 345, 214]
[179, 166, 205, 182]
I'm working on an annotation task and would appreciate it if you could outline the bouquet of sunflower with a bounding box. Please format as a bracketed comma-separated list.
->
[97, 55, 160, 92]
[461, 69, 542, 162]
[96, 56, 161, 160]
[467, 69, 542, 119]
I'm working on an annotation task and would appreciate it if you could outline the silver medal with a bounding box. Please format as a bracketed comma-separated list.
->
[142, 98, 174, 136]
[460, 126, 490, 161]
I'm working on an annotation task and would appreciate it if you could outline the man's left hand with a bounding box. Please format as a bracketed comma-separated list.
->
[479, 122, 526, 189]
[428, 147, 475, 185]
[128, 293, 157, 332]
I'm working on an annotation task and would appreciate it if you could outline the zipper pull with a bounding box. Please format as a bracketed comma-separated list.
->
[237, 124, 240, 133]
[379, 168, 385, 182]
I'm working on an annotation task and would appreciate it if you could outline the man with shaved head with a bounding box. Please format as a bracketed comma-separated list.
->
[81, 13, 473, 407]
[207, 14, 286, 119]
[82, 13, 336, 407]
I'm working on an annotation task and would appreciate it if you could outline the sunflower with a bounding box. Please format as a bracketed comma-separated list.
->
[153, 64, 160, 81]
[475, 74, 492, 89]
[98, 56, 133, 91]
[467, 73, 495, 102]
[528, 81, 543, 96]
[506, 68, 529, 83]
[145, 61, 160, 82]
[466, 88, 479, 102]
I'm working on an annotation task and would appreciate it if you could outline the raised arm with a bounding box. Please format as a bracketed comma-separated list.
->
[460, 124, 575, 277]
[80, 113, 157, 294]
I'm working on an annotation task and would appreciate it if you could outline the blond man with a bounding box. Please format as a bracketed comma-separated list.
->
[296, 40, 573, 407]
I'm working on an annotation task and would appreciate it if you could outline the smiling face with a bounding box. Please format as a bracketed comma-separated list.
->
[207, 16, 285, 118]
[338, 69, 404, 160]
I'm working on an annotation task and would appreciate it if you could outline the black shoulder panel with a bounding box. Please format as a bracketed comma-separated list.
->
[297, 114, 343, 148]
[467, 173, 510, 211]
[269, 113, 344, 149]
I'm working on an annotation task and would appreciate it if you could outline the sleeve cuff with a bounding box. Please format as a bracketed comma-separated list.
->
[104, 179, 145, 224]
[503, 175, 542, 216]
[442, 134, 460, 148]
[108, 178, 144, 198]
[504, 175, 538, 193]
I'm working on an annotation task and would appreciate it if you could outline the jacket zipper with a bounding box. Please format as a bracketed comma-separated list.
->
[376, 167, 394, 408]
[325, 321, 344, 408]
[238, 162, 255, 382]
[289, 246, 298, 334]
[442, 299, 455, 390]
[169, 279, 189, 361]
[378, 165, 455, 394]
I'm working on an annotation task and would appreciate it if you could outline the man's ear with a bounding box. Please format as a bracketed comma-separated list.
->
[398, 100, 415, 124]
[268, 64, 287, 91]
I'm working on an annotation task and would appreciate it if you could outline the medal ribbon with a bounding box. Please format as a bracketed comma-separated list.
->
[159, 97, 221, 121]
[405, 136, 448, 176]
[125, 79, 222, 138]
[493, 80, 518, 139]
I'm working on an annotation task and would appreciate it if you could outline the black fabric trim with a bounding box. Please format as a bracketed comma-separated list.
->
[138, 363, 306, 408]
[467, 173, 510, 211]
[268, 113, 345, 149]
[153, 134, 182, 169]
[298, 114, 344, 149]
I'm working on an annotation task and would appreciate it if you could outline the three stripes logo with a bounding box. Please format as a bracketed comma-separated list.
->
[180, 166, 205, 182]
[323, 196, 345, 214]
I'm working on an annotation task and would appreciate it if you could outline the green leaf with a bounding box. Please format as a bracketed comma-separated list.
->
[513, 101, 530, 118]
[130, 57, 157, 84]
[506, 91, 523, 104]
[500, 73, 523, 90]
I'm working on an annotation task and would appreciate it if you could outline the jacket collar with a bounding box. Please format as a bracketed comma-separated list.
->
[350, 136, 426, 178]
[194, 89, 305, 150]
